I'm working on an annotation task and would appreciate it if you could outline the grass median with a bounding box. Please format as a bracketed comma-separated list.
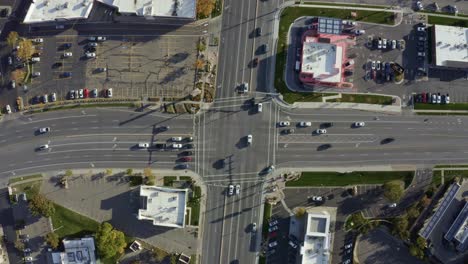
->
[414, 102, 468, 111]
[9, 174, 42, 184]
[432, 170, 468, 187]
[51, 203, 100, 238]
[329, 93, 393, 105]
[276, 6, 395, 104]
[286, 171, 414, 187]
[299, 1, 388, 9]
[428, 15, 468, 27]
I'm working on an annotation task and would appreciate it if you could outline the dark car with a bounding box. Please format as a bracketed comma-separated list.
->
[417, 46, 425, 52]
[252, 57, 259, 67]
[317, 144, 332, 151]
[180, 157, 192, 162]
[184, 143, 194, 149]
[381, 138, 395, 144]
[62, 43, 72, 49]
[52, 62, 63, 68]
[86, 47, 96, 53]
[176, 164, 189, 170]
[154, 143, 166, 150]
[281, 128, 295, 135]
[62, 72, 72, 78]
[256, 27, 262, 36]
[158, 126, 169, 132]
[320, 122, 333, 128]
[344, 70, 353, 77]
[0, 8, 8, 17]
[182, 151, 193, 156]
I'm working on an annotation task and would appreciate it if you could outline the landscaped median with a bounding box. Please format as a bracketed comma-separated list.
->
[414, 102, 468, 111]
[275, 5, 396, 105]
[286, 171, 414, 188]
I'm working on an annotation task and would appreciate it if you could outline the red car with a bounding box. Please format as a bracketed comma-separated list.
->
[421, 93, 426, 103]
[83, 88, 89, 98]
[181, 157, 192, 162]
[269, 232, 277, 238]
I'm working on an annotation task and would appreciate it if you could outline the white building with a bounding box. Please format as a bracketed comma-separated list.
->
[24, 0, 94, 23]
[98, 0, 195, 18]
[432, 25, 468, 69]
[23, 0, 195, 23]
[301, 40, 342, 84]
[138, 185, 188, 228]
[300, 212, 331, 264]
[49, 237, 96, 264]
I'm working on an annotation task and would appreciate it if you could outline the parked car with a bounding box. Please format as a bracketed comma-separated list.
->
[51, 93, 57, 102]
[416, 1, 423, 10]
[279, 121, 290, 127]
[39, 127, 50, 133]
[32, 38, 43, 43]
[92, 89, 98, 98]
[257, 103, 263, 112]
[315, 129, 327, 135]
[269, 225, 278, 232]
[269, 220, 278, 226]
[228, 184, 234, 196]
[106, 88, 113, 98]
[299, 121, 312, 127]
[63, 52, 72, 58]
[235, 184, 240, 195]
[172, 137, 183, 142]
[376, 60, 381, 71]
[5, 105, 11, 114]
[32, 72, 40, 77]
[69, 90, 75, 99]
[138, 143, 150, 148]
[382, 38, 387, 49]
[445, 94, 450, 104]
[88, 36, 106, 41]
[85, 52, 96, 58]
[62, 72, 72, 78]
[391, 39, 397, 49]
[354, 122, 365, 127]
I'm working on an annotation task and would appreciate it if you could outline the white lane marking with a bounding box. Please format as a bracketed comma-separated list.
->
[26, 115, 97, 124]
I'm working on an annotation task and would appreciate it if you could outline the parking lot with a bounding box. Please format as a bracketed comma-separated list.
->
[289, 13, 468, 105]
[2, 33, 198, 107]
[268, 185, 392, 264]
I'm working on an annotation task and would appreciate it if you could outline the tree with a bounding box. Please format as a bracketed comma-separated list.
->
[406, 205, 420, 219]
[10, 69, 25, 83]
[383, 181, 404, 202]
[295, 207, 306, 217]
[45, 232, 59, 249]
[17, 39, 35, 62]
[105, 168, 113, 176]
[392, 216, 409, 239]
[126, 168, 133, 176]
[416, 236, 427, 249]
[143, 167, 152, 178]
[95, 222, 127, 259]
[196, 0, 215, 18]
[7, 31, 19, 48]
[14, 240, 25, 251]
[194, 59, 205, 70]
[196, 42, 206, 52]
[65, 169, 73, 177]
[29, 194, 55, 217]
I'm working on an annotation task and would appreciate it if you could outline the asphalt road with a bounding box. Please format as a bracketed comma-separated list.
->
[275, 108, 468, 168]
[0, 108, 194, 186]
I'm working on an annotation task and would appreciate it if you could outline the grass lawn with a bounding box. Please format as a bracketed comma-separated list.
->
[189, 186, 201, 226]
[329, 93, 393, 105]
[286, 171, 414, 188]
[262, 203, 272, 239]
[163, 176, 177, 186]
[13, 180, 42, 198]
[51, 203, 100, 238]
[434, 164, 468, 168]
[300, 1, 389, 9]
[415, 102, 468, 111]
[428, 15, 468, 27]
[276, 6, 395, 104]
[9, 174, 42, 184]
[432, 170, 468, 186]
[180, 176, 192, 181]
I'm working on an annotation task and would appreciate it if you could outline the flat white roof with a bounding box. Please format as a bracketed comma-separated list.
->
[98, 0, 195, 18]
[300, 212, 331, 264]
[301, 39, 342, 83]
[50, 237, 96, 264]
[24, 0, 94, 23]
[138, 185, 187, 228]
[434, 25, 468, 67]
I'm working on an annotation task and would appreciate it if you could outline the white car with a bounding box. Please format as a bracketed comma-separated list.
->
[247, 134, 253, 145]
[86, 52, 96, 58]
[5, 105, 11, 114]
[63, 52, 72, 57]
[172, 137, 182, 142]
[235, 184, 240, 195]
[416, 1, 423, 10]
[51, 93, 57, 102]
[343, 260, 351, 264]
[391, 39, 397, 49]
[289, 241, 298, 249]
[268, 241, 278, 248]
[238, 82, 249, 93]
[106, 88, 113, 98]
[344, 243, 353, 249]
[376, 61, 381, 71]
[24, 257, 33, 261]
[69, 90, 75, 99]
[354, 122, 365, 127]
[252, 223, 257, 232]
[389, 203, 397, 208]
[31, 57, 40, 62]
[269, 220, 278, 226]
[437, 94, 441, 104]
[417, 27, 425, 32]
[138, 143, 149, 148]
[87, 42, 98, 47]
[377, 39, 382, 49]
[32, 72, 41, 77]
[382, 39, 387, 49]
[38, 144, 49, 150]
[299, 121, 312, 127]
[78, 89, 84, 98]
[269, 225, 278, 232]
[88, 36, 106, 41]
[228, 184, 234, 195]
[445, 94, 450, 104]
[279, 121, 290, 127]
[315, 129, 327, 134]
[371, 61, 376, 70]
[32, 38, 43, 43]
[312, 196, 323, 201]
[257, 103, 263, 112]
[39, 127, 50, 133]
[172, 143, 182, 149]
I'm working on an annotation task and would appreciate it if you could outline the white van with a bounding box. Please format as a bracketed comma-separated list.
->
[31, 57, 40, 62]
